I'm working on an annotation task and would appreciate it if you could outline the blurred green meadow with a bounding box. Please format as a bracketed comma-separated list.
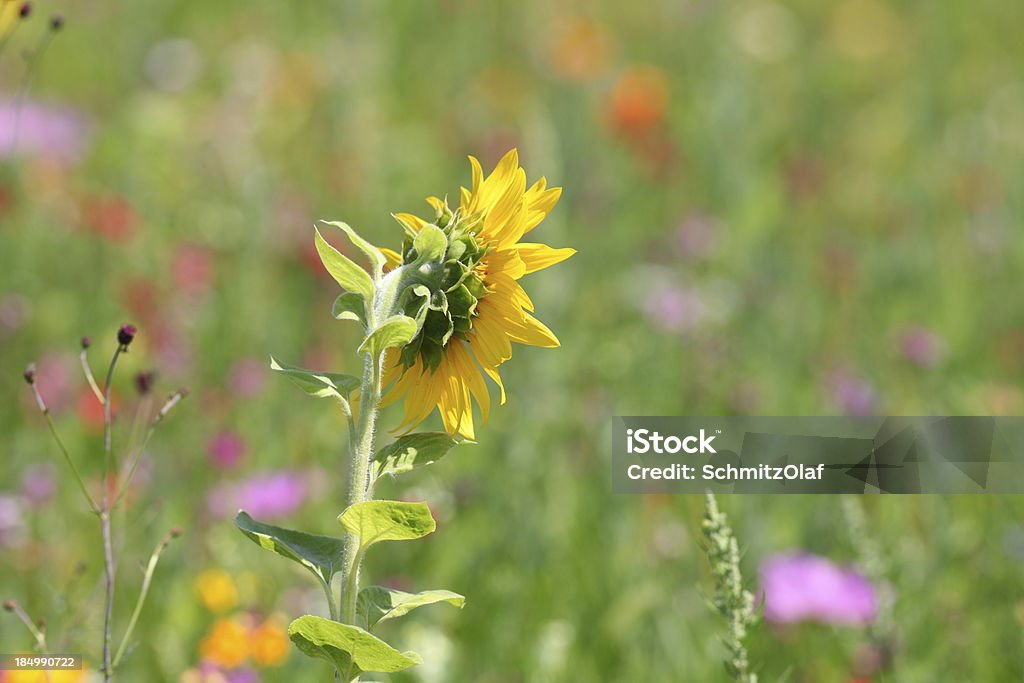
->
[2, 0, 1024, 681]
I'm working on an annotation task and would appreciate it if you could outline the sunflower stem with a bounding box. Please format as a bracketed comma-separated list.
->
[337, 348, 383, 652]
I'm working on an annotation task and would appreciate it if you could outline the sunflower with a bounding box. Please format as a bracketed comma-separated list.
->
[379, 149, 574, 439]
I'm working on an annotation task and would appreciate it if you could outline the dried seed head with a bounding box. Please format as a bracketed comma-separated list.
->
[23, 364, 36, 385]
[170, 526, 182, 539]
[19, 3, 31, 18]
[49, 14, 63, 30]
[2, 600, 16, 612]
[80, 336, 92, 350]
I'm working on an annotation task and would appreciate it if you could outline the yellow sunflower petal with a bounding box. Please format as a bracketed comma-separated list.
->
[396, 364, 444, 432]
[467, 310, 513, 368]
[435, 351, 475, 439]
[516, 243, 576, 274]
[381, 247, 402, 271]
[512, 312, 561, 348]
[451, 341, 490, 423]
[392, 212, 427, 233]
[484, 247, 527, 280]
[480, 363, 507, 405]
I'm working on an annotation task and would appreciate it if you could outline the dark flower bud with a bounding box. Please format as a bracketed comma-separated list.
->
[135, 371, 155, 395]
[36, 617, 46, 628]
[23, 364, 36, 384]
[170, 526, 182, 538]
[2, 600, 16, 612]
[49, 14, 63, 30]
[117, 324, 137, 347]
[178, 386, 190, 398]
[19, 3, 31, 18]
[80, 336, 92, 350]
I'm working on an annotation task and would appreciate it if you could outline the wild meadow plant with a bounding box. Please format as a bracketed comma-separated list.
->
[702, 493, 759, 683]
[0, 1, 66, 158]
[9, 326, 186, 681]
[235, 149, 574, 681]
[842, 496, 898, 674]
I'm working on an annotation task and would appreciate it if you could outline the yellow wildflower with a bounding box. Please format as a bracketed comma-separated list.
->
[194, 569, 238, 613]
[6, 667, 87, 683]
[249, 619, 290, 666]
[199, 618, 249, 669]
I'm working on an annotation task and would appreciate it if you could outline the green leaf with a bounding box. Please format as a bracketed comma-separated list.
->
[338, 500, 435, 553]
[332, 292, 367, 324]
[320, 220, 387, 280]
[234, 512, 346, 586]
[358, 315, 418, 359]
[357, 586, 465, 629]
[372, 432, 465, 480]
[288, 615, 421, 681]
[269, 357, 359, 415]
[413, 223, 448, 263]
[314, 227, 375, 300]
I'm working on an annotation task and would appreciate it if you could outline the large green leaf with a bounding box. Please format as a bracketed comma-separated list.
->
[320, 220, 387, 280]
[269, 357, 359, 415]
[357, 586, 465, 629]
[338, 500, 435, 553]
[234, 512, 346, 586]
[358, 315, 418, 359]
[269, 357, 360, 398]
[314, 226, 375, 300]
[288, 615, 421, 681]
[372, 432, 465, 480]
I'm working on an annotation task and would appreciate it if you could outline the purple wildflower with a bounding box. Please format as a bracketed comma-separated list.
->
[672, 211, 719, 261]
[21, 464, 56, 506]
[208, 472, 308, 520]
[0, 99, 87, 164]
[759, 553, 877, 625]
[828, 369, 878, 416]
[207, 431, 246, 470]
[898, 326, 943, 368]
[643, 282, 707, 333]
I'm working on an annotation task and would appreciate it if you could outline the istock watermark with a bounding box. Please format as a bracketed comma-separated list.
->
[612, 416, 1024, 494]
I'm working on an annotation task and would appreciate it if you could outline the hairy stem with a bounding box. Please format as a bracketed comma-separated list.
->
[339, 352, 382, 625]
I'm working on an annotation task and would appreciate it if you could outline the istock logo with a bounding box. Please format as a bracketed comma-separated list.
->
[626, 428, 718, 454]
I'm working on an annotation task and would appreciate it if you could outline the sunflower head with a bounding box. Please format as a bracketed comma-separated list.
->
[311, 150, 572, 439]
[377, 149, 575, 438]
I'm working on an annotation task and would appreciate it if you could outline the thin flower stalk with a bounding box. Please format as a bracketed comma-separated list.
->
[16, 324, 184, 682]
